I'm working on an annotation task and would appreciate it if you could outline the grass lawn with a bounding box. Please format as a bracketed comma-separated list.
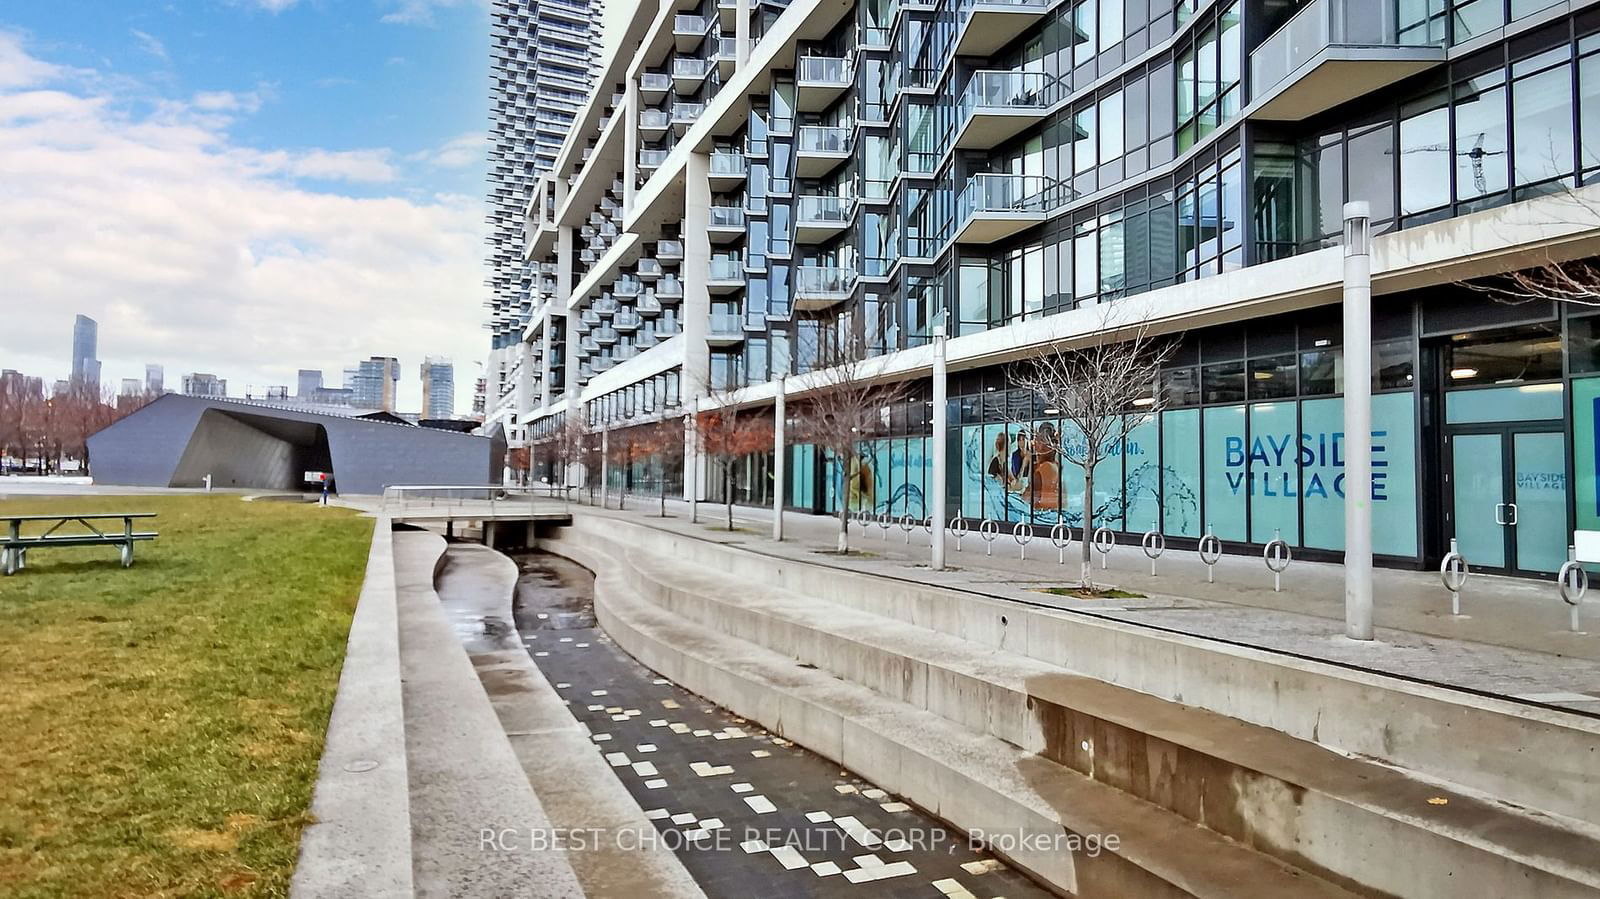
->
[0, 494, 373, 899]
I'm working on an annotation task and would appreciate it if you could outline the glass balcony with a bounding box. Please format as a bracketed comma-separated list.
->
[656, 276, 684, 299]
[581, 309, 602, 325]
[672, 57, 711, 91]
[614, 278, 642, 297]
[709, 151, 748, 188]
[656, 239, 684, 260]
[952, 173, 1066, 244]
[637, 258, 664, 279]
[796, 56, 851, 110]
[673, 14, 706, 51]
[795, 195, 856, 242]
[955, 71, 1060, 149]
[793, 266, 857, 311]
[796, 125, 852, 177]
[707, 311, 746, 346]
[639, 148, 670, 171]
[708, 257, 746, 293]
[639, 108, 669, 135]
[614, 310, 643, 331]
[640, 71, 671, 98]
[708, 206, 745, 242]
[637, 294, 664, 315]
[717, 0, 738, 29]
[593, 296, 618, 314]
[594, 326, 620, 345]
[954, 0, 1048, 56]
[671, 101, 704, 132]
[1249, 0, 1445, 121]
[715, 37, 738, 76]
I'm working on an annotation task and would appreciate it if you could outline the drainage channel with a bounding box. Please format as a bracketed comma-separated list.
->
[510, 550, 1057, 899]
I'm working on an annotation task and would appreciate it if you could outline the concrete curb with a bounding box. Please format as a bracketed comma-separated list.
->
[291, 517, 415, 899]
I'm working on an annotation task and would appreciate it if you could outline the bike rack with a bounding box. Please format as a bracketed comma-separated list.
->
[1141, 529, 1165, 576]
[899, 512, 916, 544]
[1263, 528, 1291, 592]
[1049, 523, 1073, 565]
[1013, 521, 1034, 560]
[1198, 524, 1222, 584]
[1558, 545, 1588, 633]
[1439, 537, 1468, 616]
[921, 515, 935, 546]
[1092, 526, 1115, 570]
[978, 519, 1000, 556]
[877, 510, 892, 541]
[950, 516, 969, 552]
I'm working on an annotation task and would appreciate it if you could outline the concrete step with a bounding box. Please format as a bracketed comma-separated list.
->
[548, 529, 1372, 899]
[551, 518, 1600, 899]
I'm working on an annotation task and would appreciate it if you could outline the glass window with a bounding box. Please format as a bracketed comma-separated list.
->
[1248, 354, 1297, 399]
[1347, 123, 1395, 225]
[1074, 0, 1097, 67]
[1300, 348, 1342, 395]
[1400, 92, 1450, 215]
[1582, 53, 1600, 174]
[1099, 0, 1123, 50]
[1099, 91, 1124, 160]
[1074, 230, 1098, 301]
[1074, 105, 1097, 173]
[1454, 77, 1508, 201]
[1162, 366, 1201, 406]
[1513, 63, 1575, 187]
[1202, 360, 1245, 403]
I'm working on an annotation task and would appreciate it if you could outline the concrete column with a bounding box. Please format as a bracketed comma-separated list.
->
[1342, 201, 1374, 641]
[623, 81, 640, 213]
[773, 375, 786, 541]
[539, 314, 553, 409]
[931, 328, 948, 571]
[736, 0, 751, 65]
[681, 151, 713, 504]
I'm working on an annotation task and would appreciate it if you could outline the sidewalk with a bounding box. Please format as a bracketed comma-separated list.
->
[591, 494, 1600, 714]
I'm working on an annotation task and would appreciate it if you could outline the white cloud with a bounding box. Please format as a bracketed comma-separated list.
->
[380, 0, 486, 26]
[0, 35, 486, 414]
[410, 131, 484, 169]
[131, 29, 169, 62]
[249, 0, 301, 12]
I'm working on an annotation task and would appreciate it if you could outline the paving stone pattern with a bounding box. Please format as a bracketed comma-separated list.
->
[511, 552, 1056, 899]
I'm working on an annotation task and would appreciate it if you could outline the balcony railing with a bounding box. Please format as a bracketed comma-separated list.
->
[614, 279, 642, 297]
[639, 148, 670, 169]
[1251, 0, 1444, 105]
[709, 151, 748, 176]
[709, 258, 744, 281]
[959, 70, 1058, 121]
[956, 173, 1064, 219]
[796, 195, 856, 226]
[672, 57, 711, 80]
[639, 109, 669, 130]
[640, 72, 670, 93]
[671, 101, 705, 123]
[614, 310, 643, 331]
[793, 266, 857, 305]
[656, 239, 684, 259]
[709, 206, 745, 229]
[656, 278, 684, 299]
[673, 14, 706, 34]
[637, 260, 664, 280]
[955, 0, 1047, 29]
[708, 311, 745, 335]
[797, 125, 851, 154]
[797, 55, 850, 86]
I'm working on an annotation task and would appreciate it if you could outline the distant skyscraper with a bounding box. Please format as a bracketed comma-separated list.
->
[350, 356, 400, 411]
[297, 369, 323, 398]
[120, 378, 141, 396]
[144, 364, 163, 394]
[182, 373, 227, 397]
[71, 314, 100, 385]
[420, 357, 455, 419]
[485, 0, 603, 352]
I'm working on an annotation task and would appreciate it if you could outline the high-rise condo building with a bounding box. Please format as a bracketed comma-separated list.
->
[420, 356, 456, 419]
[182, 373, 227, 398]
[350, 356, 401, 411]
[502, 0, 1600, 581]
[145, 364, 164, 394]
[297, 369, 323, 398]
[484, 0, 606, 442]
[71, 314, 100, 385]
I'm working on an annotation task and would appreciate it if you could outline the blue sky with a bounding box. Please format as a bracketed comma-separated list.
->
[0, 0, 497, 413]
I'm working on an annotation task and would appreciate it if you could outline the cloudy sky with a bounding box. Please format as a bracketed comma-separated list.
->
[0, 0, 493, 414]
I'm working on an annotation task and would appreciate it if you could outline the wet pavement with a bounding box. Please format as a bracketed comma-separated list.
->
[509, 550, 1057, 899]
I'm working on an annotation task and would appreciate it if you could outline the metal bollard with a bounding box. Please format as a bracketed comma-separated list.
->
[1263, 528, 1291, 592]
[1093, 526, 1116, 570]
[1558, 546, 1587, 633]
[950, 516, 969, 552]
[1013, 521, 1034, 560]
[1198, 524, 1222, 584]
[978, 519, 1000, 556]
[878, 510, 892, 541]
[1050, 523, 1073, 565]
[1141, 529, 1165, 576]
[899, 513, 916, 544]
[1439, 537, 1468, 616]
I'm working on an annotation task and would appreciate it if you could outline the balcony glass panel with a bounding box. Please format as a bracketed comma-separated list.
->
[673, 57, 711, 79]
[796, 195, 856, 224]
[955, 173, 1065, 220]
[710, 151, 748, 175]
[709, 311, 745, 333]
[798, 125, 852, 154]
[709, 206, 746, 228]
[672, 102, 705, 122]
[958, 70, 1058, 120]
[656, 239, 684, 257]
[797, 56, 850, 85]
[637, 259, 664, 276]
[794, 265, 857, 295]
[640, 72, 670, 92]
[955, 0, 1047, 28]
[639, 148, 670, 168]
[640, 109, 669, 129]
[1251, 0, 1442, 99]
[673, 14, 706, 32]
[709, 258, 745, 280]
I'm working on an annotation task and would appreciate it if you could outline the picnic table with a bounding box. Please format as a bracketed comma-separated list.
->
[2, 513, 159, 575]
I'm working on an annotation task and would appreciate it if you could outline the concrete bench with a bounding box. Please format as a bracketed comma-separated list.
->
[2, 513, 158, 575]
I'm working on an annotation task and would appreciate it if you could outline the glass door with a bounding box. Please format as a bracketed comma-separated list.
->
[1447, 428, 1568, 576]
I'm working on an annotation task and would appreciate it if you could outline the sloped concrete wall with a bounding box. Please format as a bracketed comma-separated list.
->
[170, 410, 300, 489]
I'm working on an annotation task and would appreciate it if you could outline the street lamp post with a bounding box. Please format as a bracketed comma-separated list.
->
[1343, 201, 1375, 641]
[773, 375, 786, 541]
[931, 318, 948, 571]
[600, 423, 610, 510]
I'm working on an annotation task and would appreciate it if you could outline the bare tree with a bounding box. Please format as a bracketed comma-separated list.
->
[793, 320, 912, 554]
[541, 412, 592, 507]
[1000, 303, 1176, 589]
[694, 392, 772, 531]
[1461, 185, 1600, 306]
[626, 417, 685, 518]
